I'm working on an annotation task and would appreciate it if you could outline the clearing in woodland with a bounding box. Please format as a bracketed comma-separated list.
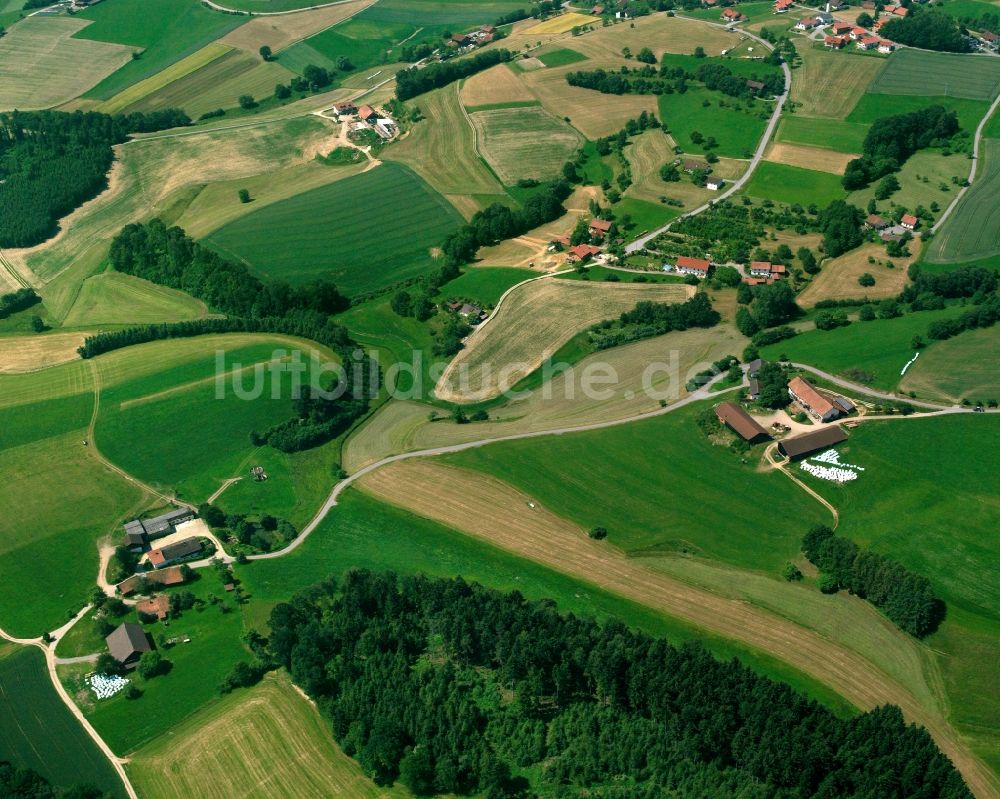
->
[0, 17, 134, 111]
[128, 671, 408, 799]
[436, 279, 693, 402]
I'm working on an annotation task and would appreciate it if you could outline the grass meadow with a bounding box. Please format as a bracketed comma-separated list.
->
[60, 572, 250, 755]
[0, 645, 126, 797]
[0, 16, 133, 110]
[61, 271, 208, 327]
[866, 49, 1000, 101]
[438, 267, 535, 306]
[443, 404, 827, 570]
[775, 115, 870, 154]
[240, 489, 856, 716]
[128, 670, 411, 799]
[537, 47, 588, 67]
[470, 106, 582, 183]
[925, 138, 1000, 263]
[847, 93, 990, 136]
[788, 47, 884, 119]
[658, 87, 770, 159]
[742, 161, 846, 206]
[203, 162, 465, 296]
[758, 307, 964, 391]
[899, 326, 1000, 403]
[76, 0, 247, 100]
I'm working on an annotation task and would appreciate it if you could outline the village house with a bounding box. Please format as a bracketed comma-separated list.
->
[147, 537, 202, 568]
[795, 18, 816, 30]
[878, 39, 895, 53]
[774, 0, 794, 13]
[123, 507, 194, 551]
[480, 23, 495, 33]
[358, 105, 379, 122]
[857, 35, 880, 50]
[334, 101, 356, 116]
[778, 426, 848, 459]
[749, 261, 786, 278]
[824, 35, 847, 48]
[589, 218, 613, 239]
[566, 244, 602, 264]
[590, 4, 605, 13]
[673, 255, 711, 277]
[866, 213, 889, 230]
[721, 7, 745, 21]
[683, 159, 710, 173]
[136, 595, 170, 621]
[706, 177, 725, 191]
[849, 26, 867, 40]
[831, 21, 853, 35]
[746, 79, 766, 93]
[815, 11, 834, 24]
[788, 376, 840, 422]
[748, 376, 761, 399]
[890, 5, 908, 15]
[980, 30, 999, 47]
[450, 32, 471, 47]
[106, 622, 151, 667]
[117, 566, 185, 596]
[715, 402, 770, 442]
[900, 213, 918, 230]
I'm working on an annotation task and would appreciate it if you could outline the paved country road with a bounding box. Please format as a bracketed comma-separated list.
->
[625, 22, 792, 254]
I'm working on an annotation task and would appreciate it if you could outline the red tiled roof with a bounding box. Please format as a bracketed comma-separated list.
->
[569, 244, 601, 259]
[789, 376, 837, 417]
[750, 260, 771, 272]
[676, 255, 710, 272]
[901, 213, 918, 226]
[589, 218, 612, 232]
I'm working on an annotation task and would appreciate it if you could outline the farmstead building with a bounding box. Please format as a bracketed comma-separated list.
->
[788, 376, 840, 422]
[673, 256, 710, 277]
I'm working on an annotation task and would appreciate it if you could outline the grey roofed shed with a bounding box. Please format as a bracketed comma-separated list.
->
[106, 622, 151, 665]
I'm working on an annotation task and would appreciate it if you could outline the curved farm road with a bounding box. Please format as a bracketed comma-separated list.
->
[625, 22, 792, 253]
[202, 0, 358, 15]
[0, 613, 139, 799]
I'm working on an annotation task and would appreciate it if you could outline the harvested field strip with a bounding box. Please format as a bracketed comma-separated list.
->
[218, 0, 377, 52]
[867, 49, 1000, 101]
[523, 11, 596, 34]
[764, 142, 858, 175]
[0, 332, 87, 374]
[436, 279, 693, 403]
[97, 42, 233, 114]
[460, 62, 536, 108]
[129, 671, 407, 799]
[0, 17, 134, 111]
[469, 105, 582, 183]
[356, 459, 996, 799]
[926, 138, 1000, 263]
[797, 243, 911, 306]
[789, 47, 883, 119]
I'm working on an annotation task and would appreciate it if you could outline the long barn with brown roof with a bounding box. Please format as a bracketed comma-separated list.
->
[715, 402, 770, 442]
[778, 426, 848, 459]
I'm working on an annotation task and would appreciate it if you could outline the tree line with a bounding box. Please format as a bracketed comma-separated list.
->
[880, 8, 972, 52]
[843, 105, 959, 190]
[0, 287, 39, 319]
[566, 61, 781, 100]
[252, 569, 970, 798]
[395, 49, 512, 101]
[589, 292, 721, 349]
[251, 382, 368, 453]
[802, 525, 946, 638]
[0, 109, 189, 247]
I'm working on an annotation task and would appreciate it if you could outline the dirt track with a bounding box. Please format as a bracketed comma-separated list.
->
[358, 459, 998, 799]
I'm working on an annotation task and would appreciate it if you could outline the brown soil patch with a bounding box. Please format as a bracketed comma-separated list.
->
[765, 142, 858, 175]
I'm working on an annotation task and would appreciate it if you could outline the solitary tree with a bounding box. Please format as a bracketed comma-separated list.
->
[238, 188, 251, 204]
[259, 45, 272, 61]
[238, 94, 257, 110]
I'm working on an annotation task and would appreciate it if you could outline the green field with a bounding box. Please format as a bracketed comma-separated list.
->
[659, 86, 770, 159]
[847, 93, 990, 137]
[59, 573, 250, 755]
[802, 415, 1000, 767]
[926, 138, 1000, 263]
[0, 645, 126, 797]
[537, 47, 588, 67]
[614, 197, 679, 232]
[443, 404, 827, 570]
[758, 308, 964, 391]
[866, 49, 1000, 101]
[743, 161, 847, 206]
[240, 489, 855, 715]
[203, 162, 465, 296]
[75, 0, 247, 100]
[899, 325, 1000, 402]
[61, 271, 208, 327]
[437, 267, 535, 306]
[776, 116, 870, 154]
[470, 106, 582, 183]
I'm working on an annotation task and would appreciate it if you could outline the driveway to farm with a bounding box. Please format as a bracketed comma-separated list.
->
[790, 363, 959, 410]
[625, 21, 792, 253]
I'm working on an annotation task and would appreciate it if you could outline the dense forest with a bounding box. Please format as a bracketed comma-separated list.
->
[802, 526, 945, 638]
[843, 106, 959, 189]
[0, 762, 109, 799]
[0, 109, 189, 247]
[880, 9, 971, 52]
[109, 220, 349, 318]
[566, 61, 783, 100]
[0, 287, 39, 319]
[442, 180, 571, 265]
[395, 49, 512, 101]
[260, 570, 971, 798]
[589, 292, 721, 349]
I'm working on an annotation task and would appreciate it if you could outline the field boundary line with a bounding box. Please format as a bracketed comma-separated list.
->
[202, 0, 366, 16]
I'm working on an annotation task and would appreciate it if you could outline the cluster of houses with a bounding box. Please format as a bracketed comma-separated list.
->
[449, 24, 497, 50]
[333, 102, 398, 140]
[550, 217, 615, 264]
[590, 3, 635, 19]
[657, 256, 790, 283]
[122, 507, 206, 571]
[744, 260, 786, 286]
[866, 212, 918, 242]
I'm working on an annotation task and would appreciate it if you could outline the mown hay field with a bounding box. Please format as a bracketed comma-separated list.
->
[436, 279, 694, 402]
[898, 326, 1000, 403]
[0, 645, 126, 797]
[565, 13, 739, 61]
[925, 138, 1000, 263]
[385, 83, 503, 197]
[658, 87, 770, 159]
[775, 115, 870, 154]
[98, 41, 234, 113]
[129, 671, 409, 799]
[796, 243, 911, 306]
[867, 49, 1000, 101]
[61, 271, 208, 327]
[470, 106, 581, 183]
[0, 17, 134, 110]
[74, 0, 247, 100]
[218, 0, 376, 52]
[523, 11, 596, 34]
[764, 142, 858, 175]
[789, 47, 884, 119]
[203, 162, 465, 295]
[460, 62, 537, 107]
[0, 331, 87, 374]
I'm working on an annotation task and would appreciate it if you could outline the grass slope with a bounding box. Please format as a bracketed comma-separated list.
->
[62, 271, 208, 327]
[470, 105, 582, 183]
[0, 645, 126, 797]
[898, 326, 1000, 403]
[438, 267, 535, 306]
[659, 86, 770, 159]
[203, 162, 464, 296]
[129, 670, 410, 799]
[866, 49, 1000, 101]
[742, 161, 846, 206]
[76, 0, 247, 100]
